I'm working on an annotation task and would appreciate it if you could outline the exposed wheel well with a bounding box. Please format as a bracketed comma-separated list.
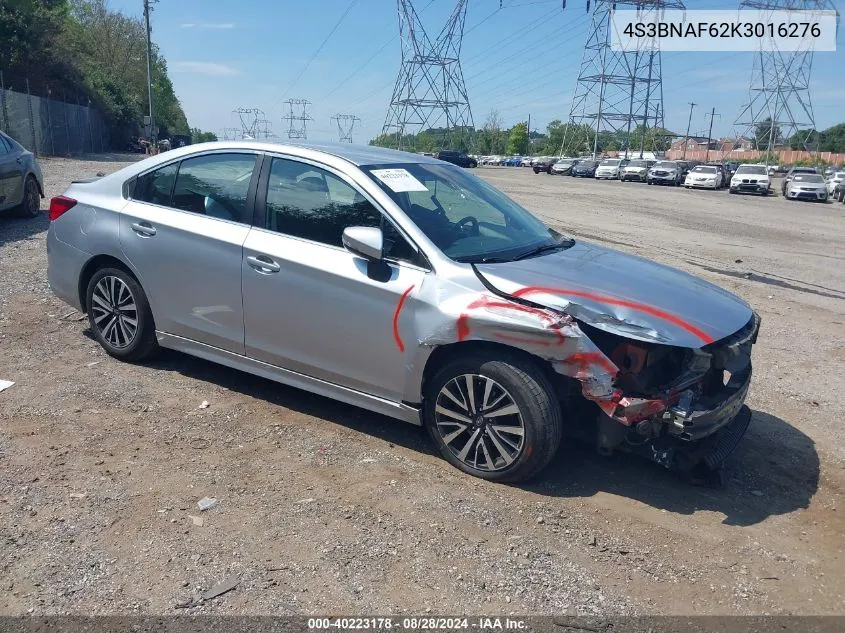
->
[27, 173, 44, 198]
[77, 255, 136, 311]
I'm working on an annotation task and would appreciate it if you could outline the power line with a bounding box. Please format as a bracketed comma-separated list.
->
[271, 0, 359, 111]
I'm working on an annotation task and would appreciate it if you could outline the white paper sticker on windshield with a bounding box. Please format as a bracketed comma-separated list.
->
[370, 168, 428, 193]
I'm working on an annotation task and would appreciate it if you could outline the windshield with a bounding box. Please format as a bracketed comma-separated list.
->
[555, 159, 573, 165]
[793, 174, 824, 183]
[653, 161, 676, 169]
[735, 165, 767, 175]
[599, 159, 620, 166]
[692, 166, 717, 174]
[579, 161, 598, 168]
[364, 163, 563, 263]
[835, 172, 845, 179]
[627, 160, 648, 167]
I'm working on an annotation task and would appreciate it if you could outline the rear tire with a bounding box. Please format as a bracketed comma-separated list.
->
[86, 267, 159, 362]
[424, 352, 563, 483]
[14, 176, 41, 218]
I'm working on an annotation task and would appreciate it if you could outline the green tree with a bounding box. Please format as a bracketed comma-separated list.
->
[819, 123, 845, 153]
[507, 122, 528, 155]
[754, 117, 783, 150]
[191, 128, 218, 143]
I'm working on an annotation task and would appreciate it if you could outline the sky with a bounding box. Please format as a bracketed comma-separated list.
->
[110, 0, 845, 145]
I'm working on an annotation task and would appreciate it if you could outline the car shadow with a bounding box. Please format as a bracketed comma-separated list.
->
[145, 350, 817, 527]
[0, 209, 49, 247]
[146, 349, 436, 457]
[522, 409, 819, 527]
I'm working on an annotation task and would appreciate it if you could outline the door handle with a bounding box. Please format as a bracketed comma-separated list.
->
[130, 221, 157, 237]
[246, 255, 281, 273]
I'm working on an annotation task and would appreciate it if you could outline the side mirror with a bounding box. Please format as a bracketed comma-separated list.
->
[342, 226, 383, 261]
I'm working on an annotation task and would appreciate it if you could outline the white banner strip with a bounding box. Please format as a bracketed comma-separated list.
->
[610, 9, 837, 52]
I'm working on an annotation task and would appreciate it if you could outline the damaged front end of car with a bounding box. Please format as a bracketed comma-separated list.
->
[572, 313, 759, 484]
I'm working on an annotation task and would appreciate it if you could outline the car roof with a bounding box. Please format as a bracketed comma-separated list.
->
[167, 140, 442, 167]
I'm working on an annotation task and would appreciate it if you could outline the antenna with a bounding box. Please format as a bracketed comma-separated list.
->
[562, 0, 685, 159]
[282, 99, 312, 140]
[382, 0, 474, 151]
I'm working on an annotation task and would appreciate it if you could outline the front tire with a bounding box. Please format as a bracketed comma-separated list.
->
[86, 267, 159, 362]
[424, 352, 563, 483]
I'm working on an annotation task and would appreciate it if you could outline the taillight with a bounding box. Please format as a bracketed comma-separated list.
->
[49, 196, 77, 221]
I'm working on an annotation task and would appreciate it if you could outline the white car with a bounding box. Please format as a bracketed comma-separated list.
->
[594, 158, 626, 180]
[684, 165, 723, 190]
[729, 164, 771, 195]
[521, 157, 534, 167]
[785, 173, 829, 202]
[826, 171, 845, 195]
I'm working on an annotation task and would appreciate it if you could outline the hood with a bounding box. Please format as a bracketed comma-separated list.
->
[475, 240, 753, 348]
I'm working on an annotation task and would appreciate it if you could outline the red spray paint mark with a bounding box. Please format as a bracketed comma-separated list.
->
[457, 295, 566, 344]
[562, 352, 618, 377]
[512, 286, 715, 345]
[393, 285, 416, 352]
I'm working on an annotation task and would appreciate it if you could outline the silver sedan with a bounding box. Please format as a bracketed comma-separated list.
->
[47, 141, 758, 483]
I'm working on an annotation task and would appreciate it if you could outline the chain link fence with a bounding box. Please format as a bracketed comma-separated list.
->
[0, 71, 108, 157]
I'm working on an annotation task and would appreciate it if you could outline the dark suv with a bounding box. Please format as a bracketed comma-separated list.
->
[436, 151, 477, 168]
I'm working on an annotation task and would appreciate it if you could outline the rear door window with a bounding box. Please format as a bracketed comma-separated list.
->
[171, 153, 257, 222]
[132, 163, 179, 207]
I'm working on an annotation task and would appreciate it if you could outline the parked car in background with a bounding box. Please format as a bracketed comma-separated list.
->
[724, 161, 739, 180]
[785, 173, 829, 202]
[647, 161, 683, 186]
[46, 140, 760, 483]
[503, 156, 522, 167]
[550, 158, 580, 176]
[595, 158, 629, 180]
[0, 130, 44, 218]
[834, 180, 845, 203]
[436, 151, 477, 168]
[729, 164, 771, 195]
[781, 166, 817, 196]
[571, 160, 599, 177]
[521, 157, 534, 167]
[704, 163, 730, 189]
[684, 165, 723, 190]
[825, 171, 845, 195]
[532, 157, 557, 174]
[620, 159, 655, 182]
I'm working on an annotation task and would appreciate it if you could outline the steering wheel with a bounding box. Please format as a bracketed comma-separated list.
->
[453, 215, 479, 237]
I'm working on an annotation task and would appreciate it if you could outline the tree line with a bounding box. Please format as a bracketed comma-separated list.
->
[370, 110, 674, 156]
[1, 0, 214, 146]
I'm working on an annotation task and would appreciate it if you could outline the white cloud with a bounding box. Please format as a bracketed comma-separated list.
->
[180, 23, 235, 29]
[171, 61, 241, 76]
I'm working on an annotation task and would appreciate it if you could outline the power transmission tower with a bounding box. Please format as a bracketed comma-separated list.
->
[732, 0, 838, 161]
[221, 127, 241, 141]
[332, 114, 361, 143]
[256, 119, 276, 139]
[562, 0, 685, 159]
[382, 0, 474, 151]
[233, 107, 264, 139]
[282, 99, 312, 140]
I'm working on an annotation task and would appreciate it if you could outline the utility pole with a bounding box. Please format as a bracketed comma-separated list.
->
[705, 106, 720, 162]
[143, 0, 158, 147]
[527, 113, 530, 155]
[682, 101, 696, 160]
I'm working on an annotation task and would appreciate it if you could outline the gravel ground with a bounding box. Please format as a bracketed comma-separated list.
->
[0, 156, 843, 616]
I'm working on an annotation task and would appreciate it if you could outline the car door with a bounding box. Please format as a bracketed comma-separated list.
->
[241, 154, 428, 403]
[0, 135, 24, 210]
[120, 151, 261, 354]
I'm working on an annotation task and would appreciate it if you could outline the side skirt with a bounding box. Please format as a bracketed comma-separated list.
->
[156, 331, 423, 426]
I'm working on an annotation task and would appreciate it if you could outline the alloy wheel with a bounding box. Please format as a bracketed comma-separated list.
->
[91, 276, 138, 349]
[434, 373, 525, 472]
[25, 178, 39, 214]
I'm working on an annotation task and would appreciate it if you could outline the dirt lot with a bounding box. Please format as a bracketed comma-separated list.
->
[1, 156, 843, 616]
